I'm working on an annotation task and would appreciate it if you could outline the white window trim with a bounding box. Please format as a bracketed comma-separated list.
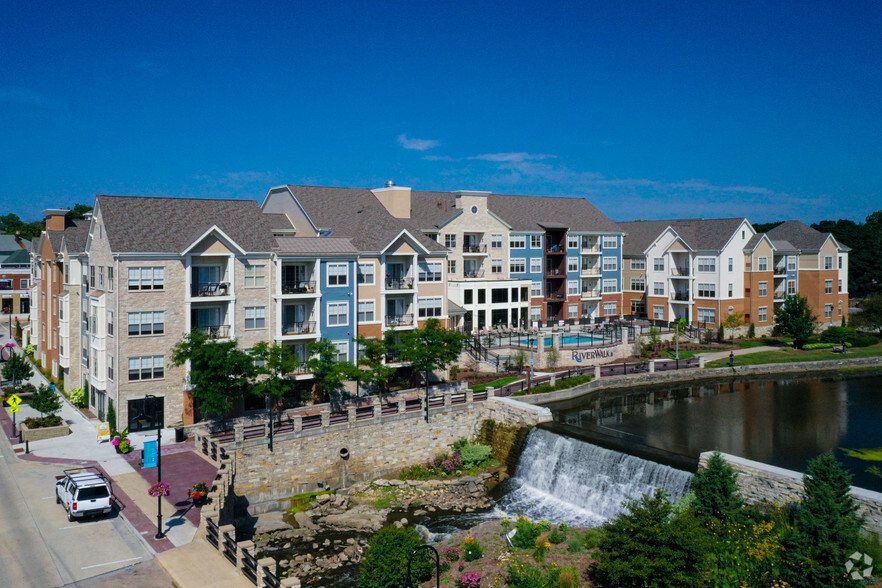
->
[326, 301, 349, 326]
[357, 262, 376, 285]
[357, 299, 377, 323]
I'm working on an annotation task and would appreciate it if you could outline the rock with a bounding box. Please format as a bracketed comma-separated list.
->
[374, 479, 390, 487]
[254, 511, 292, 534]
[294, 511, 319, 530]
[393, 520, 403, 528]
[321, 505, 389, 532]
[414, 509, 427, 517]
[317, 493, 331, 504]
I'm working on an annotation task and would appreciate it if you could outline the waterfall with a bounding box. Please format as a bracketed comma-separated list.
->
[497, 428, 693, 527]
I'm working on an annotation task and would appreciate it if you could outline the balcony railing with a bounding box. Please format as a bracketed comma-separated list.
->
[385, 350, 402, 363]
[671, 266, 690, 277]
[545, 292, 566, 301]
[197, 325, 230, 339]
[282, 320, 316, 335]
[581, 243, 601, 252]
[773, 265, 787, 276]
[774, 289, 787, 299]
[546, 244, 565, 253]
[581, 289, 601, 297]
[581, 267, 601, 276]
[463, 269, 485, 279]
[386, 314, 414, 327]
[670, 292, 690, 301]
[546, 268, 565, 277]
[281, 281, 316, 294]
[462, 244, 486, 253]
[385, 277, 414, 290]
[192, 282, 229, 297]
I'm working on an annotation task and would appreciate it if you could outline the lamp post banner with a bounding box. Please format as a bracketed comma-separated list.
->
[143, 440, 158, 469]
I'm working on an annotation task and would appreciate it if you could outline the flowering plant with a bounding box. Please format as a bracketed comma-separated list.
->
[461, 536, 483, 562]
[148, 482, 171, 497]
[456, 572, 481, 588]
[118, 439, 132, 453]
[189, 481, 209, 500]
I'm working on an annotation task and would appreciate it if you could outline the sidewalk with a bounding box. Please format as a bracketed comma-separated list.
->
[700, 345, 778, 362]
[0, 325, 246, 587]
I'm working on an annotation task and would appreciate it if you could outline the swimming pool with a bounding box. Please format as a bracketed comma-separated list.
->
[518, 334, 605, 346]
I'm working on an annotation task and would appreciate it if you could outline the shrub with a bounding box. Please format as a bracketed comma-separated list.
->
[506, 559, 548, 588]
[512, 515, 542, 549]
[533, 533, 550, 561]
[548, 525, 567, 544]
[803, 342, 850, 350]
[456, 572, 482, 588]
[442, 544, 460, 563]
[748, 322, 756, 338]
[461, 537, 483, 562]
[556, 567, 580, 588]
[360, 525, 431, 588]
[852, 336, 879, 348]
[29, 384, 62, 417]
[23, 415, 63, 428]
[820, 326, 857, 343]
[459, 443, 492, 468]
[69, 387, 87, 408]
[692, 451, 742, 523]
[398, 464, 432, 481]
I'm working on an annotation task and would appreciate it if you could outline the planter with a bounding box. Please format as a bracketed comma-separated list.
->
[20, 422, 71, 442]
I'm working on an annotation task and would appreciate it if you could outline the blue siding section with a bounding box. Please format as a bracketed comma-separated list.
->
[510, 234, 543, 287]
[318, 258, 357, 356]
[601, 235, 623, 290]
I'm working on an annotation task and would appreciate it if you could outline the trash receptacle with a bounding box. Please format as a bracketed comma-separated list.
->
[174, 427, 185, 443]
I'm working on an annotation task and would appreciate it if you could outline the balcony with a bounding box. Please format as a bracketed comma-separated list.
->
[191, 282, 229, 297]
[386, 314, 414, 327]
[774, 288, 787, 300]
[773, 264, 787, 276]
[581, 267, 601, 276]
[385, 277, 414, 290]
[671, 266, 690, 277]
[670, 292, 690, 301]
[463, 269, 485, 279]
[281, 281, 316, 295]
[546, 244, 565, 254]
[545, 267, 566, 278]
[282, 321, 316, 335]
[462, 244, 487, 254]
[581, 241, 601, 253]
[581, 289, 601, 298]
[0, 283, 12, 291]
[196, 324, 230, 339]
[545, 292, 566, 301]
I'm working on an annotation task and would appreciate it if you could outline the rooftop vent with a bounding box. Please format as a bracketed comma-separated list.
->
[385, 180, 396, 187]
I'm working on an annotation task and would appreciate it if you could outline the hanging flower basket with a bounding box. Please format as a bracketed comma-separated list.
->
[148, 482, 171, 497]
[188, 481, 210, 505]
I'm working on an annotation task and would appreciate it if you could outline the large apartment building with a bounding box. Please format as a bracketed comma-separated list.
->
[1, 234, 32, 316]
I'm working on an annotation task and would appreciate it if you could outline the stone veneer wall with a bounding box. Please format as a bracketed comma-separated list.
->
[700, 452, 882, 534]
[231, 397, 551, 509]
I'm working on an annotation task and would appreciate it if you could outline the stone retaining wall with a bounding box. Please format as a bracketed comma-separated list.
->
[700, 452, 882, 534]
[19, 422, 70, 442]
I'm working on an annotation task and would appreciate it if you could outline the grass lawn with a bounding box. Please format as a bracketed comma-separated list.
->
[470, 376, 522, 392]
[706, 343, 882, 368]
[665, 350, 700, 360]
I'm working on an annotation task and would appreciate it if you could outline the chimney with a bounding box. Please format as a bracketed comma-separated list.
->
[372, 182, 412, 219]
[43, 208, 70, 232]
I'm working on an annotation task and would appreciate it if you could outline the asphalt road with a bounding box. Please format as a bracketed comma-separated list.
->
[0, 437, 159, 587]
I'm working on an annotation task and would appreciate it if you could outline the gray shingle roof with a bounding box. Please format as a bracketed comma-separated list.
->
[619, 218, 748, 255]
[96, 195, 277, 253]
[766, 220, 831, 252]
[618, 220, 676, 256]
[1, 249, 30, 264]
[284, 186, 448, 254]
[62, 221, 90, 254]
[275, 237, 359, 256]
[770, 239, 797, 253]
[744, 233, 764, 251]
[0, 235, 30, 253]
[264, 213, 295, 231]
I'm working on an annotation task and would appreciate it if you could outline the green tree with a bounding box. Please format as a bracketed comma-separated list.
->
[691, 452, 742, 523]
[852, 294, 882, 335]
[782, 452, 863, 586]
[249, 341, 298, 416]
[395, 319, 467, 420]
[774, 295, 817, 349]
[29, 384, 63, 417]
[353, 334, 396, 396]
[359, 525, 432, 588]
[747, 322, 756, 338]
[65, 204, 93, 221]
[2, 352, 34, 383]
[170, 330, 257, 419]
[0, 213, 24, 234]
[546, 346, 560, 369]
[721, 312, 745, 343]
[305, 338, 357, 404]
[594, 489, 708, 588]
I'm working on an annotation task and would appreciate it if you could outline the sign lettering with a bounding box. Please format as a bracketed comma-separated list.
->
[572, 348, 616, 363]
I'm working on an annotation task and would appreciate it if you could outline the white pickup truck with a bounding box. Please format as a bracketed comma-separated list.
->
[55, 468, 114, 521]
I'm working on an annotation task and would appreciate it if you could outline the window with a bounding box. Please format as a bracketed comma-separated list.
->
[128, 311, 164, 336]
[603, 301, 617, 315]
[630, 278, 645, 291]
[698, 308, 716, 323]
[244, 306, 266, 329]
[567, 280, 578, 295]
[602, 236, 617, 249]
[90, 266, 95, 289]
[418, 297, 443, 318]
[839, 300, 843, 315]
[21, 278, 30, 289]
[419, 261, 442, 282]
[531, 282, 542, 297]
[510, 258, 526, 273]
[787, 280, 796, 295]
[824, 256, 833, 270]
[98, 267, 104, 290]
[332, 340, 349, 362]
[567, 257, 579, 272]
[602, 257, 618, 271]
[491, 259, 502, 274]
[327, 301, 349, 326]
[757, 256, 768, 271]
[510, 235, 526, 249]
[728, 283, 733, 297]
[108, 267, 113, 291]
[697, 258, 716, 272]
[530, 258, 542, 273]
[128, 267, 164, 290]
[107, 310, 114, 336]
[758, 307, 768, 322]
[358, 300, 375, 322]
[568, 236, 579, 250]
[478, 289, 486, 304]
[128, 355, 164, 381]
[530, 235, 542, 249]
[788, 256, 796, 271]
[825, 304, 833, 319]
[243, 263, 265, 287]
[759, 281, 768, 297]
[0, 279, 11, 290]
[107, 356, 114, 381]
[356, 262, 375, 285]
[697, 283, 716, 297]
[631, 299, 646, 314]
[824, 280, 833, 294]
[653, 282, 664, 296]
[728, 258, 733, 272]
[531, 306, 541, 321]
[327, 263, 348, 286]
[463, 290, 473, 304]
[653, 257, 665, 272]
[838, 279, 843, 293]
[447, 260, 456, 274]
[64, 263, 70, 284]
[653, 305, 665, 319]
[838, 255, 843, 269]
[491, 234, 503, 248]
[630, 259, 646, 270]
[491, 288, 508, 303]
[444, 234, 457, 249]
[568, 304, 579, 318]
[602, 279, 617, 293]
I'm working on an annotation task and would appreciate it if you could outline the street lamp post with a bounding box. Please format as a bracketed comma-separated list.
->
[145, 394, 164, 539]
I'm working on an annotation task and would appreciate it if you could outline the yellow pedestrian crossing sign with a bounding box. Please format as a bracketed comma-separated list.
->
[5, 394, 21, 408]
[9, 406, 19, 413]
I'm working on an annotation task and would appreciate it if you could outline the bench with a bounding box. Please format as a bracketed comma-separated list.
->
[832, 345, 848, 353]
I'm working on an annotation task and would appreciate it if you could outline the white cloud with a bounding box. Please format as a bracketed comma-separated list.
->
[472, 152, 556, 163]
[423, 155, 455, 161]
[398, 134, 439, 151]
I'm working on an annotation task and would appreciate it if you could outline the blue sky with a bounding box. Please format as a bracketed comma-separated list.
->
[2, 1, 880, 224]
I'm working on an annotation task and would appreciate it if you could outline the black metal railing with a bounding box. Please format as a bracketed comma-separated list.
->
[282, 321, 316, 335]
[197, 325, 231, 339]
[192, 282, 229, 297]
[281, 280, 315, 294]
[462, 244, 486, 253]
[385, 278, 414, 289]
[670, 292, 690, 301]
[671, 266, 690, 276]
[386, 314, 414, 327]
[463, 269, 485, 278]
